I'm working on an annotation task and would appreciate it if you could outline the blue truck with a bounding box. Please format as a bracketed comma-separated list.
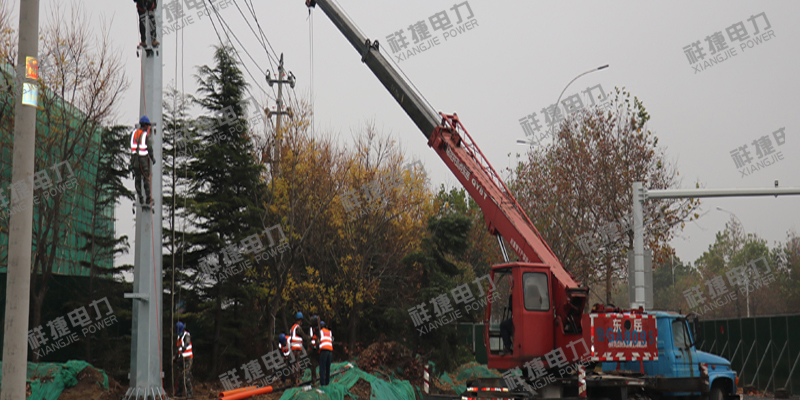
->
[599, 311, 740, 400]
[458, 310, 742, 400]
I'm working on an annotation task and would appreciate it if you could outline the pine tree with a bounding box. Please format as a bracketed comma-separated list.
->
[187, 45, 266, 378]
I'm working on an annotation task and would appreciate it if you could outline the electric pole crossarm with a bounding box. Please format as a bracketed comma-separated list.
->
[307, 0, 440, 139]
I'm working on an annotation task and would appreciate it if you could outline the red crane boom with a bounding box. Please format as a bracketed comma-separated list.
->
[306, 0, 588, 359]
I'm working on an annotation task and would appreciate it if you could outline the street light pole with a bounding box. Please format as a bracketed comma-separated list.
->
[549, 64, 609, 136]
[716, 206, 750, 317]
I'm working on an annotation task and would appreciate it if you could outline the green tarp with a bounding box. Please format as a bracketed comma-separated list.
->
[0, 360, 109, 400]
[278, 360, 500, 399]
[278, 362, 415, 400]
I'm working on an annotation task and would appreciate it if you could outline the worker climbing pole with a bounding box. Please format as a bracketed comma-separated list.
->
[124, 0, 165, 398]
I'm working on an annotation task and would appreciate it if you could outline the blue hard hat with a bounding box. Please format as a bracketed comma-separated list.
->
[319, 321, 325, 328]
[176, 321, 184, 334]
[278, 333, 286, 343]
[296, 312, 303, 320]
[140, 115, 150, 125]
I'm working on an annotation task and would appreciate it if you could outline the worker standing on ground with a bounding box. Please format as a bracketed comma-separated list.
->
[307, 315, 320, 386]
[277, 333, 293, 388]
[175, 321, 193, 398]
[289, 312, 310, 385]
[318, 321, 334, 387]
[131, 116, 155, 209]
[134, 0, 159, 47]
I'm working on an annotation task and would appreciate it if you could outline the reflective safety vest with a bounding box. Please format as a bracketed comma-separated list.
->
[290, 323, 303, 350]
[319, 328, 333, 351]
[130, 127, 149, 156]
[279, 341, 291, 357]
[177, 331, 193, 358]
[309, 327, 317, 348]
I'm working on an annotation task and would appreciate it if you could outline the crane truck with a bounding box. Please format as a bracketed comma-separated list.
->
[303, 2, 741, 400]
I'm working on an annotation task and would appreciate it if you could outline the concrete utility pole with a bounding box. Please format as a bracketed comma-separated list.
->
[1, 1, 40, 399]
[266, 53, 295, 170]
[123, 5, 165, 399]
[630, 182, 800, 310]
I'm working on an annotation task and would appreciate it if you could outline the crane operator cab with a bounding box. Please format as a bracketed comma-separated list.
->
[485, 263, 555, 370]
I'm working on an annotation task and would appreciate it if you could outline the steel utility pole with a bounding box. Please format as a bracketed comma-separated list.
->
[1, 1, 40, 399]
[123, 4, 165, 399]
[266, 53, 295, 170]
[630, 183, 800, 310]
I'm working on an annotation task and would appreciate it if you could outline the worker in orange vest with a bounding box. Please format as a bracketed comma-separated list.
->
[318, 321, 334, 386]
[277, 334, 293, 388]
[289, 312, 309, 385]
[307, 315, 320, 386]
[131, 116, 155, 209]
[174, 321, 193, 398]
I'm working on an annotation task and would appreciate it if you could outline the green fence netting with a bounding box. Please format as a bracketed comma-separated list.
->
[0, 360, 109, 400]
[278, 362, 416, 400]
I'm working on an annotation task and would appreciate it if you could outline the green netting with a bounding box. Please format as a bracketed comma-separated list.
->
[435, 362, 501, 396]
[0, 360, 108, 400]
[278, 362, 415, 400]
[454, 364, 500, 382]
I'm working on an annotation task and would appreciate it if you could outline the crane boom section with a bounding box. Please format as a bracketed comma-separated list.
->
[429, 115, 580, 289]
[306, 0, 440, 139]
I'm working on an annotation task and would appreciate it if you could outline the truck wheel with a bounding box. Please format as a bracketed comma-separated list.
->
[709, 384, 724, 400]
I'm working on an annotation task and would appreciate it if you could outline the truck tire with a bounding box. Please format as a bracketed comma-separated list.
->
[709, 383, 725, 400]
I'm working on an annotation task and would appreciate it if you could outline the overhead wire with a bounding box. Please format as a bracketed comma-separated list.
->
[231, 0, 277, 71]
[171, 0, 180, 392]
[243, 0, 281, 68]
[201, 0, 272, 108]
[308, 10, 314, 138]
[210, 7, 270, 95]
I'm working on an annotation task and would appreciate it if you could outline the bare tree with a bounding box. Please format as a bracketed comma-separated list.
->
[513, 88, 700, 303]
[24, 3, 128, 361]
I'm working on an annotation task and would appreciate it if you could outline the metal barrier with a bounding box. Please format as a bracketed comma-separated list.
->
[697, 314, 800, 395]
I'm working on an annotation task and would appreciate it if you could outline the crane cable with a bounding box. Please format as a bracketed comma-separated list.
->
[308, 10, 314, 139]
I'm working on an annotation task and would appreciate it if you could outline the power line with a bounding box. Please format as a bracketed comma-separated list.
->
[230, 0, 276, 69]
[208, 2, 268, 86]
[201, 0, 272, 111]
[243, 0, 281, 67]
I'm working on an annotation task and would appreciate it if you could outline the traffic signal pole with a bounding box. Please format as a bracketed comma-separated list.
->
[631, 182, 800, 310]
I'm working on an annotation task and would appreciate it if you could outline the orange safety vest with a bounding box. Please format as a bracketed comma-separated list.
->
[177, 331, 193, 358]
[309, 327, 317, 348]
[290, 323, 303, 350]
[319, 328, 333, 351]
[130, 127, 149, 156]
[279, 341, 291, 357]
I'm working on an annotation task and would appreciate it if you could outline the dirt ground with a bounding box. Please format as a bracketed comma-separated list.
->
[356, 341, 424, 388]
[59, 366, 126, 400]
[345, 378, 372, 399]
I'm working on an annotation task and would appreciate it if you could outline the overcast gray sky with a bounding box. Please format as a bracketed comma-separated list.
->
[10, 0, 800, 274]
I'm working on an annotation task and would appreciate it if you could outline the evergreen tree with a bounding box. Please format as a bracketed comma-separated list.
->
[186, 45, 266, 378]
